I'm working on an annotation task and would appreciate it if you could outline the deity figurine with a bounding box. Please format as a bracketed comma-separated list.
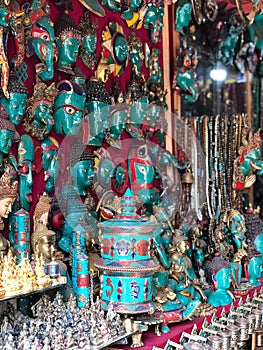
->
[79, 11, 98, 70]
[0, 168, 18, 255]
[128, 143, 159, 205]
[100, 22, 129, 77]
[175, 0, 193, 34]
[212, 225, 234, 261]
[233, 128, 263, 190]
[54, 12, 81, 75]
[243, 243, 262, 287]
[147, 48, 163, 86]
[167, 231, 208, 309]
[31, 223, 56, 262]
[173, 42, 198, 103]
[152, 228, 205, 333]
[106, 93, 128, 148]
[25, 0, 55, 81]
[128, 32, 144, 78]
[18, 134, 34, 212]
[24, 77, 57, 140]
[188, 225, 207, 276]
[144, 3, 164, 43]
[33, 193, 51, 231]
[85, 59, 112, 146]
[68, 141, 94, 196]
[206, 257, 234, 307]
[1, 250, 21, 293]
[0, 0, 25, 98]
[0, 70, 27, 126]
[94, 148, 114, 190]
[40, 137, 59, 194]
[58, 182, 87, 253]
[53, 77, 86, 136]
[0, 111, 20, 165]
[223, 209, 247, 251]
[125, 78, 149, 139]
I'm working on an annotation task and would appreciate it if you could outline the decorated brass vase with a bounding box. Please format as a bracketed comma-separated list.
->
[12, 208, 30, 263]
[95, 188, 161, 314]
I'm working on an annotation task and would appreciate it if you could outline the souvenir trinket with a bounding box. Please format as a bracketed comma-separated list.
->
[95, 188, 161, 314]
[128, 32, 144, 78]
[53, 77, 86, 136]
[0, 111, 20, 165]
[144, 3, 164, 43]
[75, 253, 90, 307]
[100, 22, 129, 77]
[226, 324, 240, 347]
[206, 257, 234, 307]
[11, 208, 30, 263]
[128, 144, 158, 205]
[54, 13, 81, 75]
[235, 317, 249, 342]
[254, 308, 263, 329]
[207, 335, 223, 349]
[246, 313, 257, 335]
[0, 70, 28, 125]
[47, 256, 60, 279]
[173, 41, 198, 103]
[68, 141, 94, 196]
[0, 168, 18, 254]
[24, 0, 55, 81]
[24, 77, 57, 140]
[79, 11, 98, 70]
[70, 219, 90, 306]
[217, 329, 231, 350]
[18, 134, 34, 212]
[85, 62, 112, 146]
[39, 137, 59, 194]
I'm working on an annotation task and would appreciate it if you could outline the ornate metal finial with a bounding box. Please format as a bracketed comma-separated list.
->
[114, 188, 140, 220]
[0, 168, 18, 200]
[54, 12, 81, 38]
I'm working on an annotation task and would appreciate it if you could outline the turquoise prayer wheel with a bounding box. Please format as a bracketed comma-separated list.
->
[75, 253, 90, 308]
[12, 209, 30, 262]
[95, 188, 161, 314]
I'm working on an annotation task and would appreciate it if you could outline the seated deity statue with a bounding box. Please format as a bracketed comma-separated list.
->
[206, 256, 234, 307]
[223, 209, 247, 251]
[152, 229, 211, 333]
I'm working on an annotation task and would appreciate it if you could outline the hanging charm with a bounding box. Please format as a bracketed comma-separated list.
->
[79, 11, 98, 70]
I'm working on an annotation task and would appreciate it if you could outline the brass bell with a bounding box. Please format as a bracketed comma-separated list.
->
[182, 169, 194, 184]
